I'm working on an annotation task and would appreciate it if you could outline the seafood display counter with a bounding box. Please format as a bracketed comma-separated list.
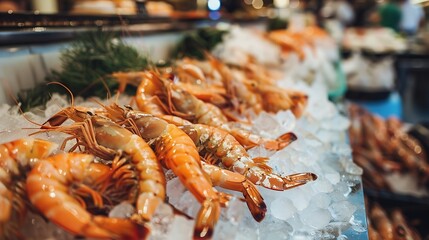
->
[0, 22, 369, 240]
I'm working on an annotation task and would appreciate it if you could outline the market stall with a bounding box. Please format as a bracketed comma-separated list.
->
[2, 2, 429, 239]
[0, 16, 372, 239]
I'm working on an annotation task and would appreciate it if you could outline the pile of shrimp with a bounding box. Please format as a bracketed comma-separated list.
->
[366, 198, 422, 240]
[348, 104, 429, 191]
[143, 55, 308, 121]
[1, 76, 317, 240]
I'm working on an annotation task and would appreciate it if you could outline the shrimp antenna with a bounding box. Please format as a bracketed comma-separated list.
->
[20, 82, 74, 130]
[98, 75, 112, 100]
[1, 79, 50, 129]
[47, 82, 75, 107]
[89, 97, 107, 109]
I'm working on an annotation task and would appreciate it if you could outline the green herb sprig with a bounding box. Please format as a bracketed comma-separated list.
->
[18, 31, 149, 111]
[172, 27, 228, 60]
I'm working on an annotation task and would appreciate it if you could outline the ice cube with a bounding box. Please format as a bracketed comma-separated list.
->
[166, 177, 186, 206]
[321, 165, 341, 185]
[300, 207, 331, 230]
[252, 111, 282, 138]
[149, 203, 175, 238]
[270, 197, 297, 220]
[213, 220, 239, 240]
[312, 177, 334, 193]
[329, 201, 357, 222]
[275, 110, 296, 133]
[349, 216, 366, 233]
[290, 231, 312, 240]
[234, 216, 260, 240]
[161, 215, 194, 240]
[259, 214, 293, 240]
[286, 213, 304, 233]
[247, 145, 275, 159]
[337, 234, 348, 240]
[175, 191, 200, 218]
[321, 115, 350, 131]
[221, 197, 245, 224]
[310, 193, 331, 209]
[343, 161, 363, 176]
[330, 182, 350, 202]
[331, 143, 352, 157]
[109, 201, 135, 218]
[286, 189, 310, 211]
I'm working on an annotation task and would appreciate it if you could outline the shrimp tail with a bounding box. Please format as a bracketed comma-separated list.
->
[282, 172, 318, 189]
[263, 132, 297, 150]
[241, 181, 266, 222]
[194, 199, 221, 240]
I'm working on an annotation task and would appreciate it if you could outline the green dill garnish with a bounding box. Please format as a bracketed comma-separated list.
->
[17, 31, 149, 111]
[172, 27, 227, 60]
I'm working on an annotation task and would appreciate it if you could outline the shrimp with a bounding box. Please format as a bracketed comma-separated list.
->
[179, 123, 316, 191]
[173, 60, 228, 107]
[103, 107, 223, 239]
[368, 220, 382, 240]
[103, 104, 304, 191]
[113, 71, 169, 116]
[26, 152, 148, 239]
[0, 138, 57, 239]
[160, 73, 297, 150]
[352, 154, 391, 191]
[152, 122, 222, 239]
[112, 71, 297, 151]
[40, 113, 221, 239]
[39, 115, 167, 224]
[371, 203, 394, 240]
[210, 59, 264, 115]
[208, 52, 307, 117]
[201, 161, 266, 222]
[391, 209, 417, 240]
[101, 105, 266, 223]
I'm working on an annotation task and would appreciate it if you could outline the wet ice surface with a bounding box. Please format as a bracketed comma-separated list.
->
[0, 86, 366, 239]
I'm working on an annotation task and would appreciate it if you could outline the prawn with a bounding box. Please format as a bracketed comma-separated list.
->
[370, 203, 394, 240]
[167, 74, 298, 150]
[0, 138, 57, 239]
[101, 106, 223, 239]
[38, 115, 167, 224]
[102, 104, 267, 222]
[40, 113, 221, 239]
[113, 71, 170, 117]
[27, 152, 148, 239]
[173, 122, 316, 191]
[391, 209, 417, 240]
[111, 70, 296, 150]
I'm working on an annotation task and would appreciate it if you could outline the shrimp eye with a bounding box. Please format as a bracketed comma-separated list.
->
[87, 111, 94, 116]
[124, 105, 133, 110]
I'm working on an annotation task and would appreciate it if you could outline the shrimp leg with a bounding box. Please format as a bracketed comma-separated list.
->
[201, 162, 267, 222]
